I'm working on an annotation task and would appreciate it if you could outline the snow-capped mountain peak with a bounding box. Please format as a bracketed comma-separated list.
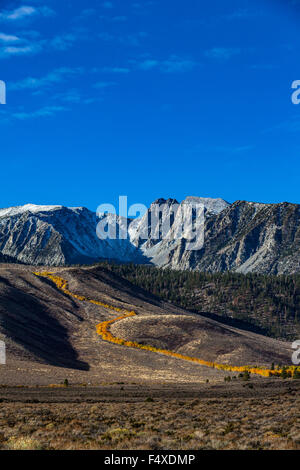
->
[183, 197, 230, 214]
[0, 204, 64, 218]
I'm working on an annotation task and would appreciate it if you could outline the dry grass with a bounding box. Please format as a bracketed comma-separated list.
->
[0, 392, 299, 450]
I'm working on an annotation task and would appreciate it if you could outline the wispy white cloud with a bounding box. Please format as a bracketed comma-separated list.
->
[0, 42, 41, 58]
[50, 89, 102, 105]
[137, 59, 158, 70]
[162, 56, 197, 72]
[193, 144, 254, 154]
[17, 29, 41, 39]
[264, 116, 300, 133]
[98, 31, 148, 47]
[49, 26, 91, 51]
[111, 16, 127, 22]
[0, 5, 55, 22]
[51, 89, 82, 104]
[205, 47, 241, 61]
[102, 2, 114, 9]
[131, 1, 155, 14]
[0, 6, 36, 21]
[0, 32, 20, 43]
[250, 63, 277, 70]
[121, 32, 148, 47]
[135, 55, 197, 73]
[40, 86, 103, 107]
[214, 145, 254, 153]
[79, 8, 97, 18]
[0, 5, 58, 58]
[101, 66, 130, 74]
[98, 32, 115, 41]
[50, 33, 77, 51]
[0, 92, 101, 122]
[0, 30, 76, 59]
[11, 105, 67, 120]
[0, 30, 42, 57]
[93, 81, 116, 89]
[36, 6, 56, 18]
[9, 67, 83, 91]
[72, 8, 97, 23]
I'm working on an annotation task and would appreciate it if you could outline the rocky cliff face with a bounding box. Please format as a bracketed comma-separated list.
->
[0, 199, 299, 274]
[197, 200, 300, 275]
[129, 197, 230, 268]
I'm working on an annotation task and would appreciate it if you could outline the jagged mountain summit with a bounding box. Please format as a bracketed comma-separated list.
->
[128, 197, 230, 267]
[184, 196, 230, 215]
[0, 198, 299, 274]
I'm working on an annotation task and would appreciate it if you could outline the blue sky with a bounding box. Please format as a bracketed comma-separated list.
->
[0, 0, 300, 211]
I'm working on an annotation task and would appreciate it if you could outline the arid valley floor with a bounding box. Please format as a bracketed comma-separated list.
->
[0, 381, 299, 450]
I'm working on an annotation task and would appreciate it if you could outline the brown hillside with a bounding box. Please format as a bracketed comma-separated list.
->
[0, 264, 293, 386]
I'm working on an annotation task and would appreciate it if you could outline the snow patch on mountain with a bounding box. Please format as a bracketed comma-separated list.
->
[184, 197, 230, 214]
[0, 204, 65, 218]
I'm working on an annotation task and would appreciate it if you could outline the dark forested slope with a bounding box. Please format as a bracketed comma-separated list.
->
[101, 263, 300, 340]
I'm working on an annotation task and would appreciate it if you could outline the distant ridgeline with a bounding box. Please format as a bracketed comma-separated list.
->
[99, 263, 300, 341]
[1, 199, 300, 274]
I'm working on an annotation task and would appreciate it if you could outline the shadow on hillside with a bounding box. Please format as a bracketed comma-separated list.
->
[194, 309, 269, 337]
[0, 286, 89, 371]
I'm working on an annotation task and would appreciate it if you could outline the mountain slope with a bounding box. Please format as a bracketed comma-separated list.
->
[0, 204, 143, 266]
[0, 264, 293, 385]
[102, 263, 300, 340]
[190, 200, 300, 274]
